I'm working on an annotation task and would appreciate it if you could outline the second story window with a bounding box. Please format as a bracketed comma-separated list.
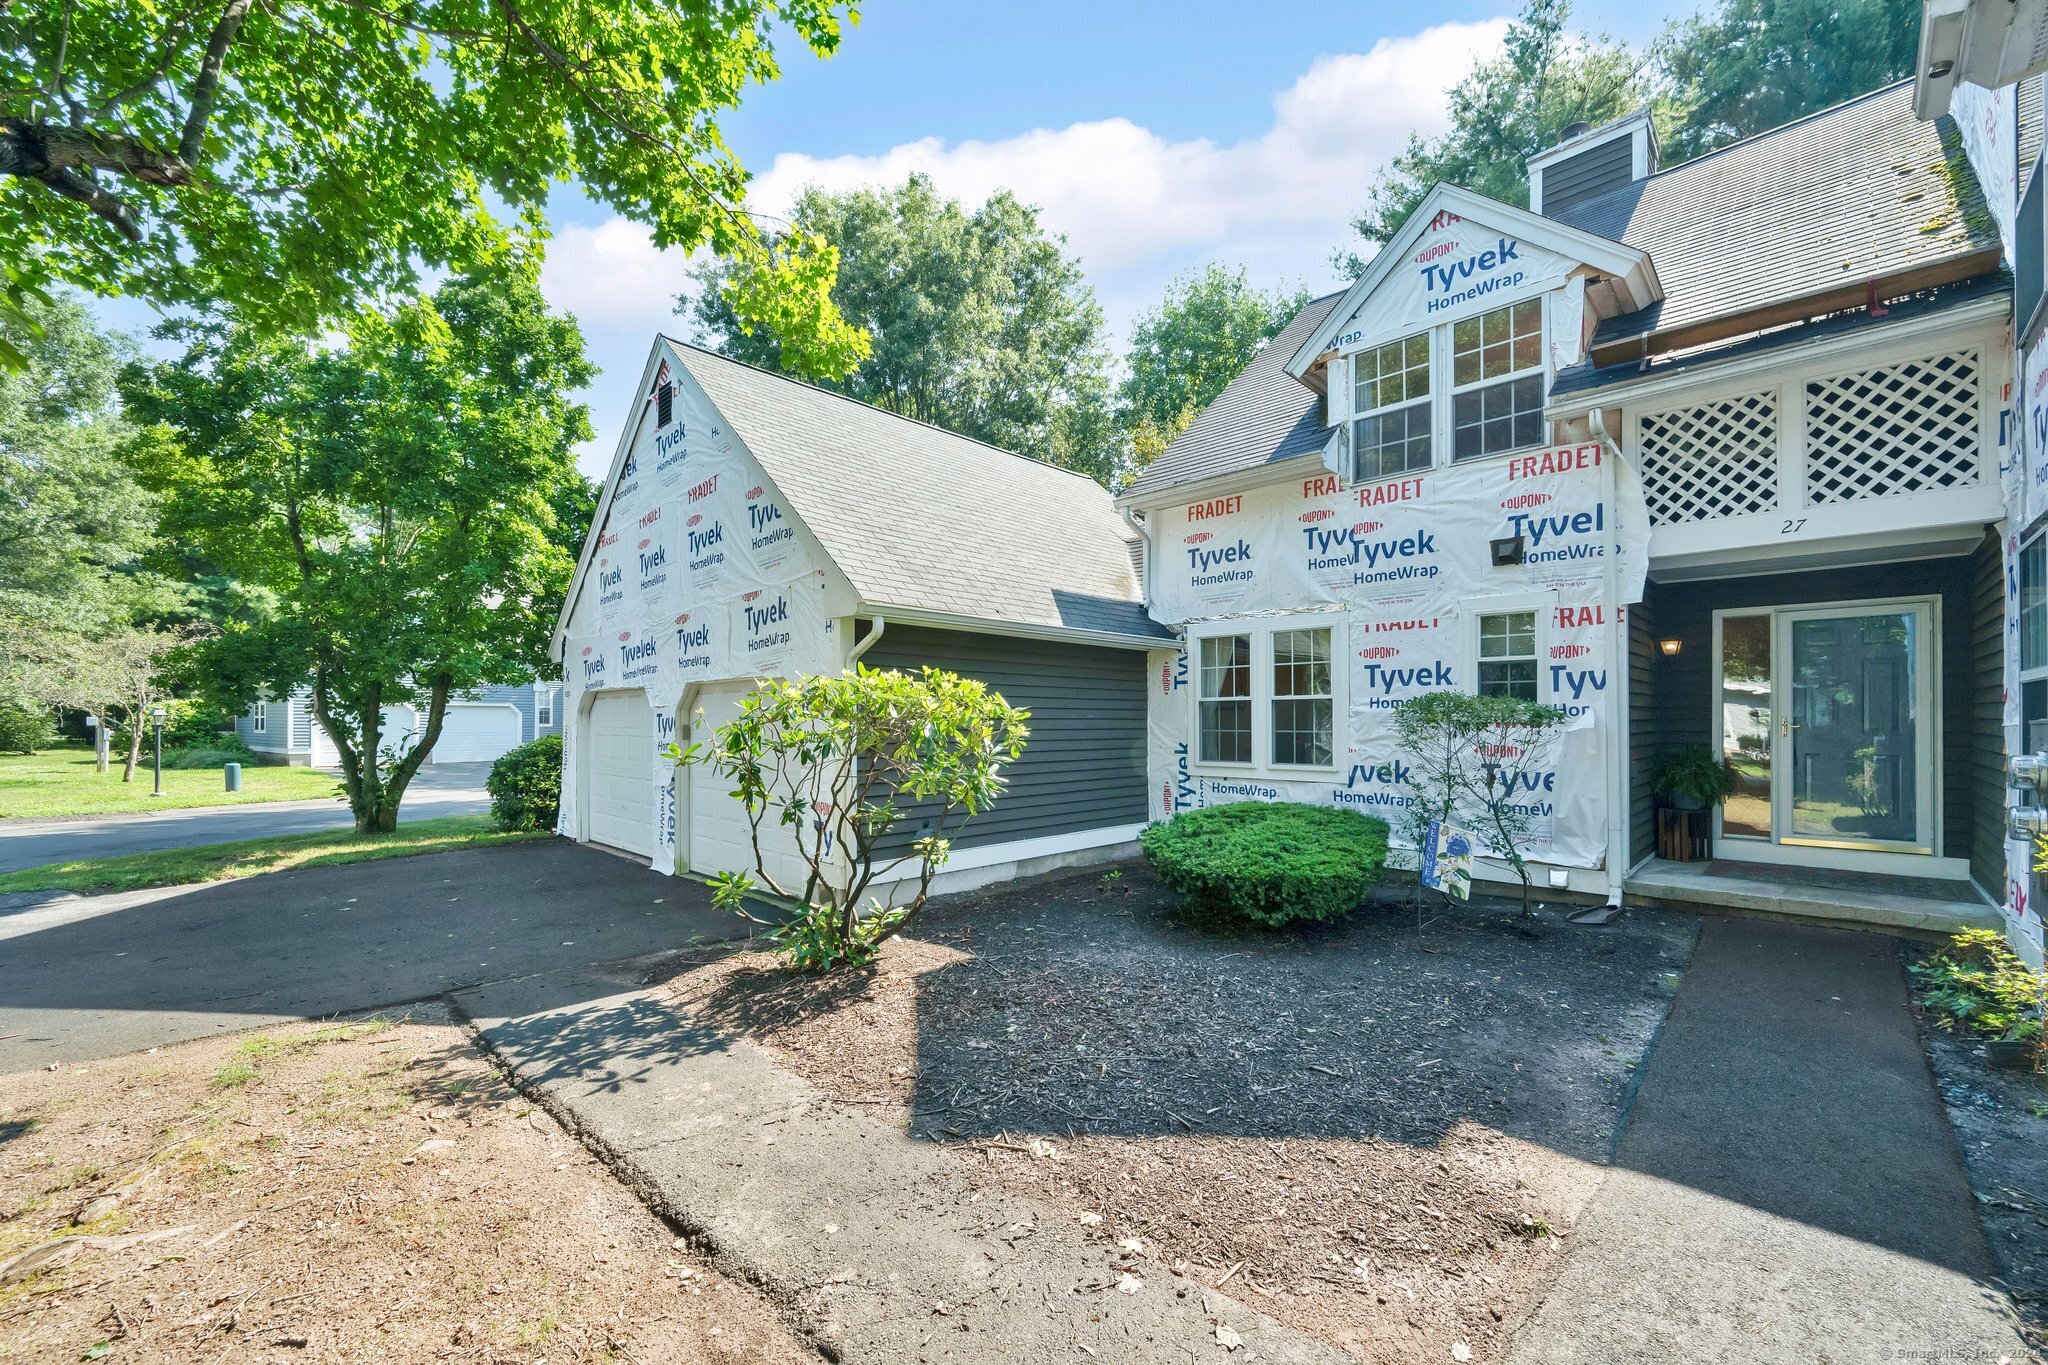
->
[1451, 299, 1544, 462]
[1352, 333, 1432, 481]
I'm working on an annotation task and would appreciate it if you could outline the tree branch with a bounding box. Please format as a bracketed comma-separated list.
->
[180, 0, 253, 164]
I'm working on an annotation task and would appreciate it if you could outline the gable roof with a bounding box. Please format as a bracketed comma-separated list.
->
[1286, 182, 1659, 377]
[662, 340, 1170, 643]
[1547, 80, 2000, 351]
[1120, 294, 1342, 502]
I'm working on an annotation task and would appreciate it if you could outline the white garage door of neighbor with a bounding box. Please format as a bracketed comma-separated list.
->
[688, 682, 785, 881]
[428, 703, 523, 765]
[584, 690, 655, 856]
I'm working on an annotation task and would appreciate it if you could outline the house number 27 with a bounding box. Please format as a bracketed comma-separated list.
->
[1780, 518, 1807, 535]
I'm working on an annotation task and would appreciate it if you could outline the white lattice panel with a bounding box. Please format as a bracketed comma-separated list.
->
[1804, 350, 1981, 506]
[1638, 390, 1780, 526]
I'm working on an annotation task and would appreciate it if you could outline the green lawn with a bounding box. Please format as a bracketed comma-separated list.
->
[0, 744, 343, 819]
[0, 814, 547, 895]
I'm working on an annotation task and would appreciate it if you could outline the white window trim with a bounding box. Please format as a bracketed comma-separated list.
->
[535, 684, 556, 729]
[1447, 299, 1547, 465]
[1350, 334, 1433, 483]
[249, 702, 267, 734]
[1462, 592, 1557, 704]
[1335, 295, 1555, 485]
[2021, 534, 2048, 750]
[1188, 618, 1346, 778]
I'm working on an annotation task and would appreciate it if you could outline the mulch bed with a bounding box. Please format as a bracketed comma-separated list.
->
[667, 859, 1698, 1363]
[1908, 961, 2048, 1360]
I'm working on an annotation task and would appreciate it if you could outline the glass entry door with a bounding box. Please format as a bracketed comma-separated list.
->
[1715, 601, 1935, 857]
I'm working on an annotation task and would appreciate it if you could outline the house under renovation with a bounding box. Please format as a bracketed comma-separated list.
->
[556, 78, 2037, 951]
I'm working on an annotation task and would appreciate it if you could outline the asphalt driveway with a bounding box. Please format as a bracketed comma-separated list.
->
[0, 762, 493, 875]
[0, 839, 743, 1072]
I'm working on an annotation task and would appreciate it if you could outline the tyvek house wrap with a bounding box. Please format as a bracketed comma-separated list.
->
[558, 350, 849, 873]
[1144, 443, 1650, 871]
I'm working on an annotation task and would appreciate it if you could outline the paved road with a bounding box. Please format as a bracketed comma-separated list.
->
[0, 763, 493, 875]
[0, 840, 742, 1072]
[1507, 916, 2028, 1363]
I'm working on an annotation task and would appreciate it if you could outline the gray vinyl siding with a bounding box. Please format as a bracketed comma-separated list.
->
[289, 696, 313, 750]
[1628, 589, 1659, 866]
[1629, 545, 1995, 875]
[862, 625, 1149, 855]
[1967, 534, 2007, 896]
[1541, 136, 1634, 215]
[234, 699, 290, 752]
[452, 681, 565, 743]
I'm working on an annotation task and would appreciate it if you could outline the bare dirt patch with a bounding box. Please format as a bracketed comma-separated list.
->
[666, 860, 1697, 1364]
[0, 1007, 814, 1364]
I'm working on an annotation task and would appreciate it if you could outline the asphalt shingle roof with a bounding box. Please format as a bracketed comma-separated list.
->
[1121, 294, 1340, 501]
[1548, 81, 1999, 347]
[665, 340, 1170, 642]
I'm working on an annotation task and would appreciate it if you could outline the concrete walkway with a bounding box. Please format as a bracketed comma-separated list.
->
[0, 763, 492, 874]
[1507, 916, 2029, 1364]
[456, 965, 1347, 1365]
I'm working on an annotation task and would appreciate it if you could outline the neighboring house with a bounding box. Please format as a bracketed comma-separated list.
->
[232, 681, 562, 767]
[551, 344, 1167, 895]
[1917, 0, 2048, 965]
[1117, 80, 2019, 936]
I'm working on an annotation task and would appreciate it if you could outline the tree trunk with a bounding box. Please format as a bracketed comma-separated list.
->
[121, 719, 142, 783]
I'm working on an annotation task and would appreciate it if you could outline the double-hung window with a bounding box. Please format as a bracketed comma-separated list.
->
[2023, 536, 2048, 751]
[1477, 610, 1538, 700]
[1351, 332, 1432, 481]
[536, 689, 555, 728]
[1271, 628, 1334, 767]
[1198, 634, 1253, 764]
[249, 702, 267, 734]
[1195, 625, 1338, 771]
[1451, 299, 1545, 462]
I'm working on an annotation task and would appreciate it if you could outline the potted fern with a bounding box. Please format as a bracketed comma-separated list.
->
[1650, 745, 1734, 812]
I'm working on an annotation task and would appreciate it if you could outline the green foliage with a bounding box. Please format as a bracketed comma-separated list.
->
[1911, 929, 2047, 1049]
[690, 173, 1119, 482]
[681, 665, 1030, 972]
[124, 254, 594, 833]
[487, 734, 564, 832]
[2, 0, 863, 372]
[1116, 263, 1311, 485]
[1139, 803, 1390, 928]
[1341, 0, 1658, 256]
[1338, 0, 1924, 261]
[1658, 0, 1922, 162]
[161, 739, 257, 770]
[1648, 745, 1734, 806]
[0, 697, 56, 754]
[1391, 691, 1570, 913]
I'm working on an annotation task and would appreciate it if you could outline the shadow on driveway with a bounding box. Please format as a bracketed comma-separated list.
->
[0, 839, 745, 1073]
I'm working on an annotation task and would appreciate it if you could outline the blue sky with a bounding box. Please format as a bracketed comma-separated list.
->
[97, 2, 1695, 478]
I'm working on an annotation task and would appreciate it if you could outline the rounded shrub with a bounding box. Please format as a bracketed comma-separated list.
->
[487, 734, 563, 831]
[1139, 802, 1390, 927]
[162, 739, 259, 769]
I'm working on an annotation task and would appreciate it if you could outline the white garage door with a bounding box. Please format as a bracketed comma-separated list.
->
[688, 682, 786, 881]
[428, 703, 523, 765]
[584, 690, 654, 856]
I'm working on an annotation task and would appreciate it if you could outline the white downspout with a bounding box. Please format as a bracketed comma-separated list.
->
[1591, 408, 1628, 910]
[1119, 506, 1155, 617]
[848, 615, 886, 666]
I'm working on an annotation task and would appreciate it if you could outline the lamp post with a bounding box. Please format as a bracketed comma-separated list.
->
[150, 705, 167, 797]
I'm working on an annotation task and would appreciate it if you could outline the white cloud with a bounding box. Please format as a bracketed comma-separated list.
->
[549, 18, 1507, 478]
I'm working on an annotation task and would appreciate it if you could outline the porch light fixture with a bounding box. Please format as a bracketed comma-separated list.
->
[1490, 535, 1526, 567]
[1658, 638, 1683, 656]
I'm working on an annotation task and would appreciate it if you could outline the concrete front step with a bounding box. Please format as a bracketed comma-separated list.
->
[1624, 859, 1999, 937]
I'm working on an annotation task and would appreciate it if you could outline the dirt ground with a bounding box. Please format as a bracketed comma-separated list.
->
[668, 859, 1698, 1364]
[0, 1007, 815, 1365]
[1912, 989, 2048, 1359]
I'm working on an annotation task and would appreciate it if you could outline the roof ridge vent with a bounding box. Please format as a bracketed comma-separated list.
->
[1527, 109, 1658, 216]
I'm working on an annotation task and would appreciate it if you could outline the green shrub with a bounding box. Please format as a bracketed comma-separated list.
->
[162, 740, 260, 770]
[1911, 928, 2047, 1050]
[487, 734, 563, 831]
[0, 698, 56, 755]
[1139, 802, 1390, 928]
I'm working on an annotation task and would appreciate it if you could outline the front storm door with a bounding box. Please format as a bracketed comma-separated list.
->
[1715, 600, 1936, 858]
